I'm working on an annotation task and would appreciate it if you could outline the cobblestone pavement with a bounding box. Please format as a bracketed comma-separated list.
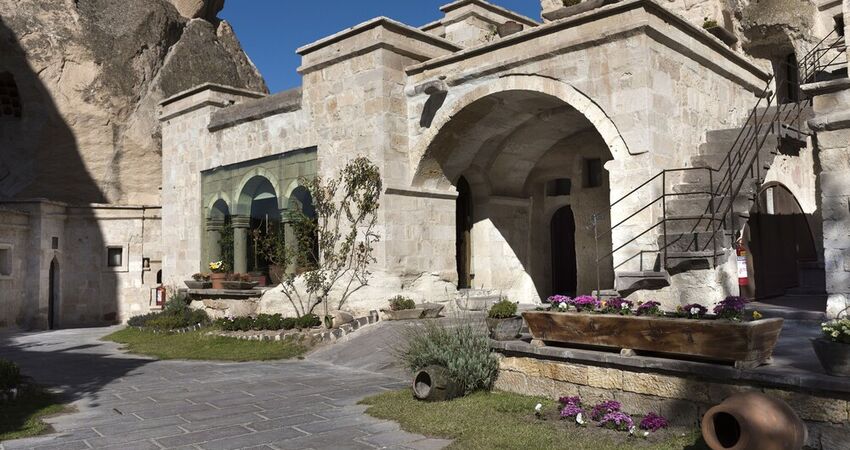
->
[0, 327, 451, 450]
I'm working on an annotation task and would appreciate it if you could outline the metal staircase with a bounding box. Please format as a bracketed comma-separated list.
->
[596, 46, 847, 294]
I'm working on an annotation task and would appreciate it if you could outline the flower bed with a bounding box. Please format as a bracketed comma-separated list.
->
[524, 296, 783, 368]
[533, 395, 676, 441]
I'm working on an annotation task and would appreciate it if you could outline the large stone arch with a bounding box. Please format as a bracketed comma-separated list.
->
[410, 74, 632, 189]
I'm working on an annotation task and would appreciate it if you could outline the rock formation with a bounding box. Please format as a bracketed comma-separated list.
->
[0, 0, 267, 205]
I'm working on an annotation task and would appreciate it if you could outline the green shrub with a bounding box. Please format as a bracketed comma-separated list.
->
[397, 320, 499, 396]
[488, 299, 518, 319]
[389, 295, 416, 311]
[0, 359, 20, 390]
[703, 19, 719, 29]
[127, 312, 160, 328]
[296, 314, 321, 329]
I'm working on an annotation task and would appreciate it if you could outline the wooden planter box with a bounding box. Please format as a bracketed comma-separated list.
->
[522, 311, 784, 369]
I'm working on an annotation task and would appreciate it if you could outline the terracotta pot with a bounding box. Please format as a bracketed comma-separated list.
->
[209, 273, 226, 290]
[812, 338, 850, 377]
[412, 365, 459, 402]
[701, 392, 807, 450]
[486, 316, 523, 341]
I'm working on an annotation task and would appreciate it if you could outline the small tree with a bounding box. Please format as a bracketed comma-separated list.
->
[259, 157, 382, 323]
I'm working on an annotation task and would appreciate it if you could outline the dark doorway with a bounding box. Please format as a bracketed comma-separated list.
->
[456, 177, 473, 289]
[48, 258, 59, 329]
[551, 206, 577, 296]
[748, 184, 819, 302]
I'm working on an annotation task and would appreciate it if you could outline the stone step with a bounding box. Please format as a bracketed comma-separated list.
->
[663, 250, 727, 273]
[749, 104, 815, 128]
[614, 271, 670, 294]
[658, 230, 730, 253]
[706, 126, 775, 145]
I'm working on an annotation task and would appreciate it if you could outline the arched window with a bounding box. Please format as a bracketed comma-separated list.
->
[0, 72, 21, 118]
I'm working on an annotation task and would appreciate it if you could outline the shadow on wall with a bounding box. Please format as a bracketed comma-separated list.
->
[0, 17, 117, 329]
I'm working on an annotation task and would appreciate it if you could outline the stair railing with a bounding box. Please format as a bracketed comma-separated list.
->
[800, 28, 847, 84]
[597, 62, 814, 274]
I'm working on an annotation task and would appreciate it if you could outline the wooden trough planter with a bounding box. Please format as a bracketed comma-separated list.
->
[522, 311, 784, 369]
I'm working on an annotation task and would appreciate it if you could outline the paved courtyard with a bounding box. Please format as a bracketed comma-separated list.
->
[0, 326, 451, 450]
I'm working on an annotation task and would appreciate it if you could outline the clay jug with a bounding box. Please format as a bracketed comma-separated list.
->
[702, 392, 807, 450]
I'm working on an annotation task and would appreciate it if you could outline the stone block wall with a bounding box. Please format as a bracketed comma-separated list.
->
[0, 208, 30, 327]
[496, 356, 850, 449]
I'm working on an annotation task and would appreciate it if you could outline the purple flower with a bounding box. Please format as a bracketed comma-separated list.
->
[558, 396, 581, 407]
[560, 403, 584, 418]
[714, 296, 749, 321]
[682, 303, 707, 319]
[603, 297, 634, 315]
[589, 400, 621, 421]
[639, 412, 669, 432]
[636, 301, 662, 317]
[572, 295, 601, 312]
[598, 411, 634, 431]
[548, 295, 572, 311]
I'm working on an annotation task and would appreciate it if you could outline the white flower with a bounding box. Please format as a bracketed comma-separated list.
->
[558, 302, 567, 310]
[690, 307, 700, 316]
[629, 426, 636, 435]
[576, 413, 585, 425]
[643, 431, 650, 437]
[534, 403, 543, 413]
[622, 303, 629, 310]
[833, 331, 840, 338]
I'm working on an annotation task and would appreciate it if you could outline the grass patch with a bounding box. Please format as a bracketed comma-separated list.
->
[0, 387, 70, 441]
[360, 389, 708, 450]
[103, 327, 308, 361]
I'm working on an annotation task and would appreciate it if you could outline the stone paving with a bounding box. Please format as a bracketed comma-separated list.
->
[0, 327, 451, 450]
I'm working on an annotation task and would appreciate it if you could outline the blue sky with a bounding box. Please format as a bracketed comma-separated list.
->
[220, 1, 541, 93]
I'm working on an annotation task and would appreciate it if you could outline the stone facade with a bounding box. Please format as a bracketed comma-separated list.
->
[155, 0, 844, 317]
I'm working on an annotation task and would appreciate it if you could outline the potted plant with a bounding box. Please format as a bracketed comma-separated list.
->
[812, 318, 850, 376]
[209, 261, 228, 289]
[381, 295, 424, 320]
[248, 271, 267, 287]
[184, 273, 211, 289]
[221, 272, 243, 290]
[239, 273, 258, 290]
[486, 299, 522, 341]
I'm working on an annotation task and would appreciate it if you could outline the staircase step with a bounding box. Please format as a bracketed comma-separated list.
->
[664, 250, 727, 273]
[614, 271, 670, 294]
[706, 126, 774, 144]
[658, 230, 730, 253]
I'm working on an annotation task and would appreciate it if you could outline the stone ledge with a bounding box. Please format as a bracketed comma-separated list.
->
[801, 77, 850, 97]
[491, 339, 850, 396]
[212, 313, 379, 344]
[208, 87, 302, 132]
[808, 109, 850, 131]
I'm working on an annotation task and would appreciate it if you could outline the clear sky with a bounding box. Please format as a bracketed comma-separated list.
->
[220, 0, 541, 93]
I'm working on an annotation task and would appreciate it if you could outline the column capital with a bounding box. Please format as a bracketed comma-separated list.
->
[206, 217, 225, 231]
[231, 215, 251, 228]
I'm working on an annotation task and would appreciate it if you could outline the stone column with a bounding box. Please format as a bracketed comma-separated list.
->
[807, 78, 850, 318]
[232, 215, 251, 274]
[282, 208, 296, 274]
[205, 218, 224, 265]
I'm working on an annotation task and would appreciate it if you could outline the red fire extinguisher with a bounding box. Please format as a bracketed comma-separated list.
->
[736, 240, 749, 287]
[155, 285, 167, 307]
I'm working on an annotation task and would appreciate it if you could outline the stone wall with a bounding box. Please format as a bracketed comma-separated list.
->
[496, 355, 850, 449]
[0, 208, 30, 328]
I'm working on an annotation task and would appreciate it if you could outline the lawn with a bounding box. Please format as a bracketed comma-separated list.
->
[360, 390, 708, 450]
[103, 327, 308, 361]
[0, 387, 70, 441]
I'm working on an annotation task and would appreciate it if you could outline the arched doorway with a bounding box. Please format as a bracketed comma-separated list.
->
[48, 258, 59, 329]
[747, 183, 820, 307]
[412, 87, 616, 302]
[287, 185, 318, 272]
[456, 176, 473, 289]
[236, 176, 281, 275]
[551, 206, 577, 296]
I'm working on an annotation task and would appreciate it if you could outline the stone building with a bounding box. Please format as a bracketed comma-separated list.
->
[3, 0, 850, 327]
[159, 0, 850, 319]
[0, 0, 265, 328]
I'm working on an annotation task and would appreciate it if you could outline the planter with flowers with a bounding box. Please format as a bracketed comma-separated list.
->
[523, 295, 783, 368]
[812, 318, 850, 376]
[220, 273, 258, 290]
[209, 261, 228, 289]
[536, 395, 670, 440]
[485, 299, 523, 341]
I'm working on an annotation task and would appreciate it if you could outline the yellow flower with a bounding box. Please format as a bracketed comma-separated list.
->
[752, 311, 763, 320]
[209, 261, 223, 271]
